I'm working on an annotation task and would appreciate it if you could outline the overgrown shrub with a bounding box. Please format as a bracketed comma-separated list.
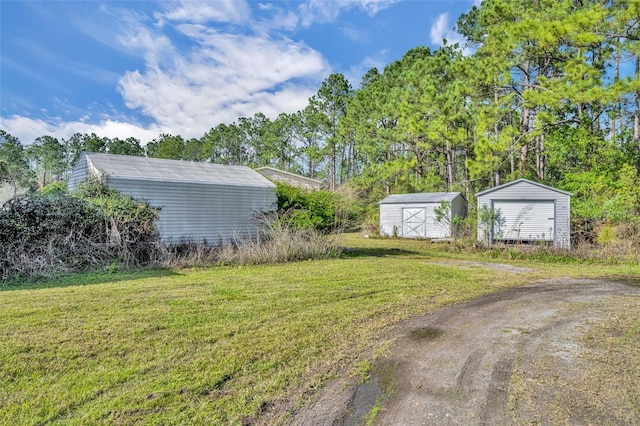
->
[0, 194, 108, 281]
[75, 179, 161, 264]
[275, 183, 339, 232]
[1, 180, 161, 283]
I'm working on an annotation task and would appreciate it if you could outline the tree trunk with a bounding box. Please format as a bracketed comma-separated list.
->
[509, 143, 515, 175]
[611, 41, 620, 141]
[520, 61, 531, 176]
[445, 140, 454, 190]
[635, 55, 640, 145]
[330, 143, 336, 191]
[536, 133, 545, 181]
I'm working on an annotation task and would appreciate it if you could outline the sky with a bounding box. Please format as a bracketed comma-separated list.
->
[0, 0, 479, 145]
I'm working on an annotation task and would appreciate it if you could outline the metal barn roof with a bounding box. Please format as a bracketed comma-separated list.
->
[255, 166, 323, 189]
[379, 192, 464, 204]
[475, 178, 571, 197]
[83, 153, 275, 188]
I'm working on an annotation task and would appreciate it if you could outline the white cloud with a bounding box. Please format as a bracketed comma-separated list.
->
[117, 23, 330, 138]
[157, 0, 251, 25]
[259, 8, 299, 32]
[0, 115, 162, 145]
[340, 26, 371, 44]
[430, 12, 468, 52]
[344, 51, 389, 89]
[5, 0, 361, 144]
[299, 0, 399, 27]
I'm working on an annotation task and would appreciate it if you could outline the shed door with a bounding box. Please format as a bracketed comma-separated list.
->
[493, 200, 555, 241]
[402, 208, 426, 238]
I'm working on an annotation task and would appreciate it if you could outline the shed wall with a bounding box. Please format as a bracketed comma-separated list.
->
[67, 155, 91, 190]
[477, 181, 570, 248]
[108, 177, 276, 244]
[380, 202, 453, 239]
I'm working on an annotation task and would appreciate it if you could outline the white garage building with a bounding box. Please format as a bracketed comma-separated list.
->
[476, 178, 571, 248]
[68, 153, 277, 245]
[379, 192, 467, 239]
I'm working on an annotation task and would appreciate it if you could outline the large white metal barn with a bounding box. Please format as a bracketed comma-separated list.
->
[379, 192, 467, 239]
[476, 178, 571, 248]
[68, 153, 277, 245]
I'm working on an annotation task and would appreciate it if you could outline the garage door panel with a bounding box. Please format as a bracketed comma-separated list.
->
[493, 201, 554, 241]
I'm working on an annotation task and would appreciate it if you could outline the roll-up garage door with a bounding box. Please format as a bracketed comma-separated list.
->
[493, 200, 555, 241]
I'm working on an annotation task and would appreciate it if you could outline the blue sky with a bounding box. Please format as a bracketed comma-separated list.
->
[1, 0, 478, 144]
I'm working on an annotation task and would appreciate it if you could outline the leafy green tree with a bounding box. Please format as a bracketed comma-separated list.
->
[182, 138, 206, 162]
[63, 133, 108, 171]
[147, 134, 185, 159]
[275, 182, 338, 232]
[310, 73, 353, 190]
[107, 137, 144, 156]
[202, 124, 248, 165]
[0, 130, 35, 196]
[293, 105, 325, 179]
[341, 66, 402, 195]
[28, 135, 66, 187]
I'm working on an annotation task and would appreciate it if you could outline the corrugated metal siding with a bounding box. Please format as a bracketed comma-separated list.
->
[108, 177, 276, 245]
[67, 153, 277, 245]
[424, 204, 449, 238]
[381, 203, 452, 239]
[476, 180, 570, 248]
[67, 155, 90, 190]
[380, 204, 402, 236]
[493, 200, 555, 241]
[379, 192, 467, 239]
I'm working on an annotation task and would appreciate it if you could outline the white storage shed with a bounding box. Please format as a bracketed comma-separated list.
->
[379, 192, 467, 239]
[476, 178, 571, 248]
[68, 153, 277, 245]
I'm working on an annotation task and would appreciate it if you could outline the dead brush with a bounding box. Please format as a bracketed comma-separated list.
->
[161, 220, 342, 267]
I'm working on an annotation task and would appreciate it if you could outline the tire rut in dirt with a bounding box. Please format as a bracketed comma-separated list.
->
[291, 279, 640, 425]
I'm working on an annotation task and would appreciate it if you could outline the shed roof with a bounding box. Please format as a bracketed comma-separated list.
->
[82, 153, 275, 188]
[255, 166, 322, 187]
[475, 178, 571, 197]
[379, 192, 464, 204]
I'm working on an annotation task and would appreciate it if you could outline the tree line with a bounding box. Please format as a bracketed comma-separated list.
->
[3, 0, 640, 226]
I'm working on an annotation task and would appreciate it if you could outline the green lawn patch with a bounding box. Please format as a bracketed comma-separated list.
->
[1, 235, 638, 424]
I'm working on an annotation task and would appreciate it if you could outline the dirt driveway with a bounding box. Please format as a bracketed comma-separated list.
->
[292, 278, 640, 425]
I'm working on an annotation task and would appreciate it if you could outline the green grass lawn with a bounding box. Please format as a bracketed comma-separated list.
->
[1, 235, 639, 424]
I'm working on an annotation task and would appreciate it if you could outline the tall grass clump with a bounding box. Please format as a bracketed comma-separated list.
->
[164, 218, 341, 267]
[222, 219, 342, 264]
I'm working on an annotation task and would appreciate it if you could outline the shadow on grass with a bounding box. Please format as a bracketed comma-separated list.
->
[1, 268, 178, 292]
[340, 246, 419, 259]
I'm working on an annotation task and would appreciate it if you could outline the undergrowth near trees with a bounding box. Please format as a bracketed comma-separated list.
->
[1, 181, 343, 285]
